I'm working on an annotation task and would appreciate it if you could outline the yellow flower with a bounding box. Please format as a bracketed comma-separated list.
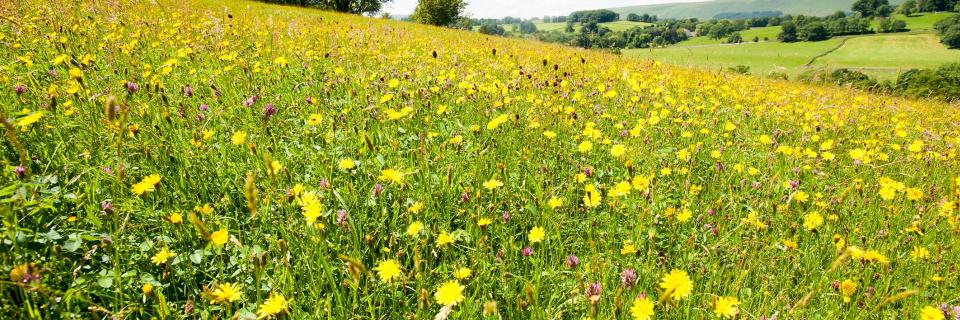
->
[141, 283, 154, 294]
[610, 144, 626, 157]
[676, 148, 690, 161]
[300, 191, 323, 225]
[659, 269, 693, 301]
[195, 204, 214, 215]
[210, 228, 229, 246]
[920, 306, 945, 320]
[257, 292, 290, 319]
[338, 159, 356, 171]
[713, 296, 739, 318]
[528, 226, 545, 243]
[269, 161, 284, 176]
[434, 280, 465, 306]
[168, 213, 183, 224]
[483, 178, 503, 191]
[548, 196, 564, 208]
[406, 221, 423, 236]
[16, 111, 45, 129]
[209, 282, 242, 304]
[131, 174, 162, 195]
[621, 241, 637, 255]
[408, 201, 424, 213]
[436, 230, 454, 248]
[803, 212, 824, 231]
[379, 168, 405, 184]
[577, 141, 593, 153]
[273, 56, 288, 66]
[583, 185, 602, 208]
[374, 259, 402, 282]
[676, 208, 692, 222]
[840, 279, 857, 303]
[453, 267, 472, 280]
[477, 218, 492, 227]
[307, 113, 323, 126]
[486, 114, 509, 130]
[630, 296, 654, 320]
[911, 246, 930, 261]
[231, 131, 247, 145]
[150, 247, 176, 265]
[906, 187, 924, 200]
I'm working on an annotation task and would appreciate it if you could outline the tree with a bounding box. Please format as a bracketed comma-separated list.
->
[800, 22, 830, 41]
[411, 0, 466, 27]
[478, 23, 506, 35]
[935, 14, 960, 48]
[726, 32, 743, 43]
[263, 0, 392, 15]
[898, 0, 918, 16]
[518, 21, 538, 34]
[852, 0, 892, 17]
[627, 13, 641, 22]
[778, 21, 799, 42]
[879, 18, 907, 32]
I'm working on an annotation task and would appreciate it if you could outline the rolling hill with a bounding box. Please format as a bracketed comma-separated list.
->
[611, 0, 906, 19]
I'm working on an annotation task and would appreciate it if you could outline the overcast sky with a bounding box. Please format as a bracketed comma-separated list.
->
[385, 0, 706, 19]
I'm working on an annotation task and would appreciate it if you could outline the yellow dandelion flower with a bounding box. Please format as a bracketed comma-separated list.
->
[630, 295, 654, 320]
[434, 280, 464, 306]
[713, 296, 740, 318]
[528, 226, 545, 243]
[659, 269, 693, 301]
[374, 259, 402, 282]
[256, 292, 289, 319]
[150, 247, 176, 265]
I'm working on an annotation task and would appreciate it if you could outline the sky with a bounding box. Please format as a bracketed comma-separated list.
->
[385, 0, 706, 19]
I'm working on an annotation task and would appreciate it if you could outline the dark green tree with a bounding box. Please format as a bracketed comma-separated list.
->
[518, 21, 538, 34]
[800, 22, 830, 41]
[261, 0, 391, 15]
[852, 0, 892, 17]
[935, 14, 960, 48]
[778, 22, 799, 42]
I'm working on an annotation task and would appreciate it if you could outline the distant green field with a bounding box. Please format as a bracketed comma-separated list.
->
[630, 12, 957, 81]
[532, 21, 652, 33]
[872, 12, 956, 31]
[626, 39, 842, 77]
[811, 33, 960, 77]
[609, 0, 907, 19]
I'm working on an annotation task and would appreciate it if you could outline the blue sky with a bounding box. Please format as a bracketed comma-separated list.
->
[385, 0, 706, 19]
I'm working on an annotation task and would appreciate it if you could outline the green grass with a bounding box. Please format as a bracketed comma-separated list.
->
[632, 12, 958, 81]
[627, 39, 844, 77]
[811, 33, 960, 79]
[876, 12, 956, 31]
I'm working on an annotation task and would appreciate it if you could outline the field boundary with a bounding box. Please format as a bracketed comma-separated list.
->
[804, 36, 850, 67]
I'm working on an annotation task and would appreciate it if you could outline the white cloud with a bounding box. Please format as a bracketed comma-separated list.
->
[386, 0, 706, 19]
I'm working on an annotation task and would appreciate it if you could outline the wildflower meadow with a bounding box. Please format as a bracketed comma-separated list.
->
[1, 0, 958, 319]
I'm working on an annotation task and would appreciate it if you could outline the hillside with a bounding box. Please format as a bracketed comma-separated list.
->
[2, 0, 959, 319]
[627, 12, 959, 81]
[611, 0, 905, 19]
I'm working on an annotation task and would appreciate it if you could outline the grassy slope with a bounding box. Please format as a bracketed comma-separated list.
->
[4, 0, 960, 319]
[630, 12, 957, 80]
[611, 0, 906, 19]
[812, 33, 960, 73]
